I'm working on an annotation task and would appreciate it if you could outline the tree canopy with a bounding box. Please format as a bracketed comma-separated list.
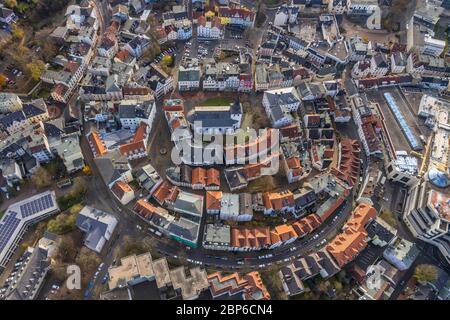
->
[31, 167, 52, 189]
[26, 59, 45, 81]
[414, 264, 438, 283]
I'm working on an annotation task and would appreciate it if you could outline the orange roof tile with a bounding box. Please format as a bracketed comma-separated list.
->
[119, 140, 145, 156]
[345, 203, 377, 231]
[326, 228, 368, 267]
[132, 122, 148, 143]
[111, 181, 133, 200]
[206, 191, 222, 211]
[133, 199, 160, 219]
[192, 167, 206, 186]
[270, 224, 297, 243]
[231, 227, 271, 248]
[206, 168, 220, 187]
[87, 130, 107, 157]
[152, 180, 179, 205]
[115, 49, 130, 62]
[243, 272, 271, 300]
[262, 190, 294, 211]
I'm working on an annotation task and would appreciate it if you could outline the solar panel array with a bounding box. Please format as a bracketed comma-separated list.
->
[383, 92, 421, 151]
[19, 194, 54, 218]
[0, 212, 21, 253]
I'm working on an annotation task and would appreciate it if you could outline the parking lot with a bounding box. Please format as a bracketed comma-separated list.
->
[1, 63, 24, 87]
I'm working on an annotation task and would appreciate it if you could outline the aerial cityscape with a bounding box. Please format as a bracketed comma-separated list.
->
[0, 0, 450, 303]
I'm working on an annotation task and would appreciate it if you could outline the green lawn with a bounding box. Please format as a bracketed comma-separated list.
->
[199, 97, 233, 106]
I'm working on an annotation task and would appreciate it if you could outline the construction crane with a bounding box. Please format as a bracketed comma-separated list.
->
[415, 134, 433, 178]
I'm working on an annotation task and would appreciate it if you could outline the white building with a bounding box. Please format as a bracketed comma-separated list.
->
[262, 87, 301, 128]
[0, 93, 22, 114]
[54, 134, 85, 174]
[76, 206, 118, 253]
[197, 16, 223, 39]
[390, 52, 407, 74]
[118, 100, 156, 131]
[405, 190, 450, 264]
[219, 193, 253, 222]
[370, 53, 389, 77]
[273, 5, 299, 26]
[111, 180, 135, 205]
[385, 152, 420, 188]
[178, 65, 201, 91]
[383, 237, 420, 271]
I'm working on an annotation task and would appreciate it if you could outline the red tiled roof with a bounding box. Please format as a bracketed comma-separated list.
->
[292, 213, 322, 237]
[331, 138, 360, 186]
[326, 227, 368, 268]
[152, 180, 179, 205]
[87, 130, 107, 157]
[115, 49, 130, 62]
[270, 224, 297, 243]
[111, 180, 133, 200]
[262, 190, 294, 211]
[280, 123, 300, 139]
[243, 272, 271, 300]
[326, 204, 377, 267]
[345, 203, 377, 232]
[119, 140, 145, 156]
[206, 191, 222, 211]
[119, 122, 148, 156]
[206, 168, 220, 187]
[231, 227, 271, 248]
[192, 167, 206, 186]
[52, 83, 69, 96]
[64, 61, 80, 74]
[134, 199, 160, 219]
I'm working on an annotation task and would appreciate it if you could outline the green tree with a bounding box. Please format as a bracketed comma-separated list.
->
[26, 59, 45, 81]
[162, 55, 173, 66]
[31, 167, 52, 189]
[380, 209, 397, 227]
[69, 203, 83, 215]
[47, 213, 77, 235]
[414, 264, 438, 283]
[11, 25, 24, 41]
[4, 0, 17, 9]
